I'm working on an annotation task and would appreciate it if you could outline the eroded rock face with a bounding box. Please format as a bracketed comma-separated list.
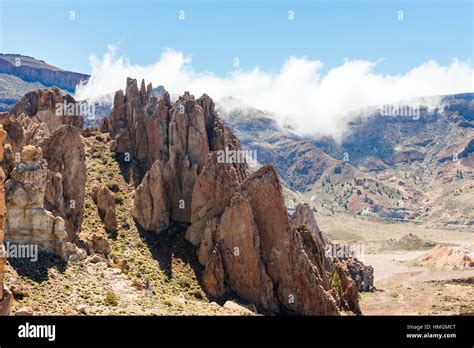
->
[292, 203, 325, 246]
[92, 185, 117, 233]
[343, 257, 374, 292]
[133, 161, 170, 232]
[110, 79, 247, 229]
[4, 145, 67, 258]
[330, 260, 361, 315]
[238, 166, 339, 315]
[185, 152, 241, 245]
[210, 193, 278, 313]
[190, 164, 342, 315]
[11, 88, 84, 131]
[41, 125, 86, 241]
[110, 78, 171, 182]
[0, 125, 12, 315]
[111, 79, 360, 315]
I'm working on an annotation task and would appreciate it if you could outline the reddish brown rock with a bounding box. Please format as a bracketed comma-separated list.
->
[110, 78, 171, 182]
[330, 260, 361, 315]
[109, 79, 360, 315]
[0, 112, 24, 154]
[86, 234, 111, 258]
[239, 165, 338, 315]
[202, 248, 225, 298]
[186, 152, 241, 246]
[213, 193, 278, 313]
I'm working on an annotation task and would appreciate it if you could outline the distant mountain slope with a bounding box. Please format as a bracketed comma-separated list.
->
[219, 94, 474, 226]
[0, 73, 48, 111]
[0, 54, 89, 112]
[0, 54, 89, 91]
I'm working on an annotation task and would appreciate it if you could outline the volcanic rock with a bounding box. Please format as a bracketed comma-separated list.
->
[4, 145, 68, 257]
[110, 79, 359, 315]
[11, 88, 84, 131]
[418, 245, 474, 270]
[291, 203, 325, 246]
[41, 125, 86, 240]
[92, 185, 117, 233]
[0, 125, 12, 315]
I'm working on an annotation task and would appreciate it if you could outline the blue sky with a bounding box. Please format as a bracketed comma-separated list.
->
[1, 0, 472, 75]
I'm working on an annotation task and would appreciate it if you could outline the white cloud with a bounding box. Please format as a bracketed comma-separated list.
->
[74, 46, 473, 139]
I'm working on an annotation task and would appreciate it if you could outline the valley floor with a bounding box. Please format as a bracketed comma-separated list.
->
[318, 214, 474, 315]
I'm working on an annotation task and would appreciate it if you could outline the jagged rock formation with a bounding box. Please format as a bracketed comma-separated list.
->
[111, 78, 245, 226]
[11, 88, 84, 131]
[110, 79, 360, 315]
[0, 125, 12, 315]
[291, 203, 325, 246]
[1, 96, 87, 241]
[4, 145, 68, 257]
[343, 257, 375, 292]
[41, 125, 86, 240]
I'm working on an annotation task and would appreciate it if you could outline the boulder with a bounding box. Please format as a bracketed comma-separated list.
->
[92, 185, 117, 233]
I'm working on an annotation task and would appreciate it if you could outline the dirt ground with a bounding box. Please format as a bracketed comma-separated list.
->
[317, 214, 474, 315]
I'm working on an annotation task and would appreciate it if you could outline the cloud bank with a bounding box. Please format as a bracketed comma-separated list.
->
[75, 45, 473, 139]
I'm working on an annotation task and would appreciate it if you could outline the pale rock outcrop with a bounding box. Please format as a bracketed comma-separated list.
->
[133, 161, 170, 232]
[4, 145, 67, 257]
[41, 125, 86, 240]
[418, 245, 474, 270]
